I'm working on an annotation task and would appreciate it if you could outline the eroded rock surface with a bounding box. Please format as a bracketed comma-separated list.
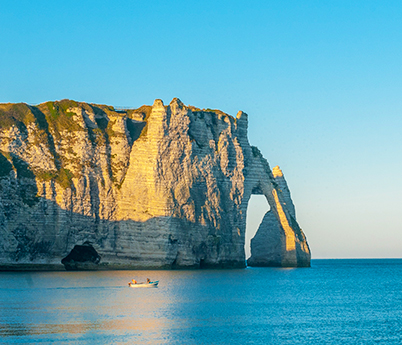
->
[0, 99, 310, 270]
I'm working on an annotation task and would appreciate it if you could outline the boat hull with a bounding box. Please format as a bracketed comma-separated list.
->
[128, 281, 159, 288]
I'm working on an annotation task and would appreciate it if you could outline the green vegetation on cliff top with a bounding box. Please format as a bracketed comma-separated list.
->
[0, 103, 37, 130]
[0, 100, 230, 132]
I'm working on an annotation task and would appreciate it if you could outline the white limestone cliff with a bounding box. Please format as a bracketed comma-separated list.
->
[0, 99, 310, 270]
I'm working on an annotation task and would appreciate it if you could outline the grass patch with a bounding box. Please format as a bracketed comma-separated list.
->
[55, 168, 74, 189]
[35, 171, 57, 181]
[37, 100, 83, 139]
[0, 103, 36, 130]
[35, 167, 74, 189]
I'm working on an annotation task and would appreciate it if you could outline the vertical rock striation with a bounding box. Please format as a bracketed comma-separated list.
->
[0, 99, 310, 270]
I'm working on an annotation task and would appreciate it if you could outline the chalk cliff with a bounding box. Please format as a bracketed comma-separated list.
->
[0, 98, 310, 270]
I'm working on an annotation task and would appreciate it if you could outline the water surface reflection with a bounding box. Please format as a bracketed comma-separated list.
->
[2, 261, 402, 344]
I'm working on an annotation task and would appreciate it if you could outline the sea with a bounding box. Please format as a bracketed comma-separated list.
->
[1, 259, 402, 344]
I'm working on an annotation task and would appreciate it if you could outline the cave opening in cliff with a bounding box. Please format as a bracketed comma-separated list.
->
[61, 242, 101, 271]
[245, 195, 270, 259]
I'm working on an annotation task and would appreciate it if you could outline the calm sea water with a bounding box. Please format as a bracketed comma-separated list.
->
[1, 259, 402, 344]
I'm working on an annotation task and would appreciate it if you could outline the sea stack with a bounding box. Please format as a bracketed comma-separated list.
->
[0, 99, 310, 270]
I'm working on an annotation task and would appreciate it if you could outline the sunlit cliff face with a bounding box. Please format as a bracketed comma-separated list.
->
[0, 99, 310, 269]
[272, 189, 296, 252]
[272, 165, 283, 178]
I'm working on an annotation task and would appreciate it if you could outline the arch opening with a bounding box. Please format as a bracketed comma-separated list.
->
[245, 195, 270, 259]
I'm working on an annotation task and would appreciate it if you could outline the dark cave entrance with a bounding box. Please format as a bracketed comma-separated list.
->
[245, 195, 270, 259]
[61, 242, 101, 271]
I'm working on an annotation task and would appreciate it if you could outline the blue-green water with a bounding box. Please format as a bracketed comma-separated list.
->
[1, 259, 402, 344]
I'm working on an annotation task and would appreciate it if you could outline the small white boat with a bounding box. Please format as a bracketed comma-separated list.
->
[128, 281, 159, 288]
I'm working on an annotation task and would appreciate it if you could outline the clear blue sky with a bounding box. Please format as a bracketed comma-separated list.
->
[1, 1, 401, 258]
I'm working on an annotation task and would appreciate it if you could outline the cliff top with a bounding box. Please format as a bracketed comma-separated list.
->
[0, 98, 241, 132]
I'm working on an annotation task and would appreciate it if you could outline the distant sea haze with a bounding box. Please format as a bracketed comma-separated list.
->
[1, 259, 401, 344]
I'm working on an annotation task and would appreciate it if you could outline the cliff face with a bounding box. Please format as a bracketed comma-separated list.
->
[0, 98, 310, 270]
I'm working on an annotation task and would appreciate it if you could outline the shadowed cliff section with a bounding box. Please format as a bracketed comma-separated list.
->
[0, 98, 310, 270]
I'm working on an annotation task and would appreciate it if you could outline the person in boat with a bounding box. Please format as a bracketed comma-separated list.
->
[132, 279, 137, 284]
[146, 278, 151, 283]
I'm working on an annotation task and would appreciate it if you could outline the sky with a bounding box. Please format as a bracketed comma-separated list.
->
[1, 1, 401, 259]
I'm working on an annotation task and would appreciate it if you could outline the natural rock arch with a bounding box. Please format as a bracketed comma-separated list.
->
[246, 166, 310, 267]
